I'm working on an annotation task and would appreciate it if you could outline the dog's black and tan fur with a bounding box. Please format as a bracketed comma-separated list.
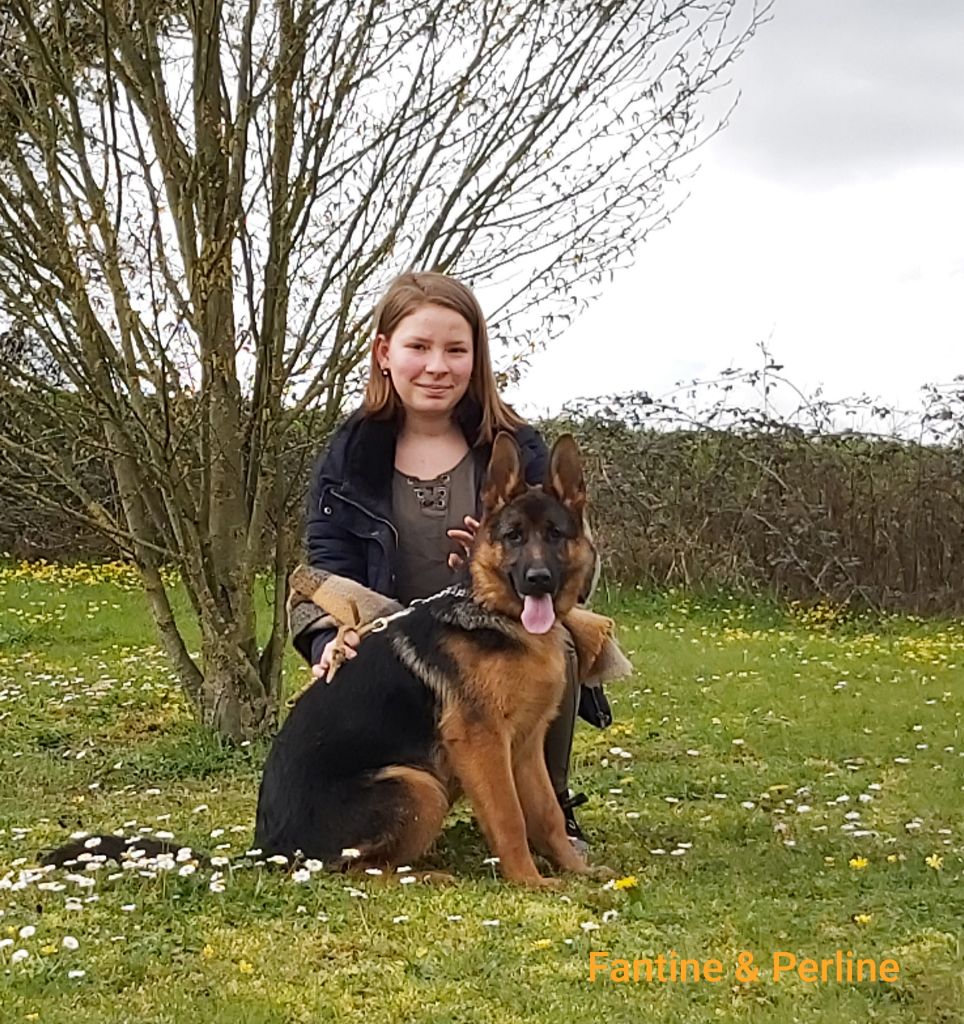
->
[255, 432, 597, 886]
[44, 434, 598, 887]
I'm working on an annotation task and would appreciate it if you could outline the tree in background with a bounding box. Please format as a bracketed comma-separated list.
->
[0, 0, 770, 739]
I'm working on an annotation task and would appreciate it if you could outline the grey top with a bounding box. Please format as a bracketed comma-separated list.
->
[392, 450, 477, 605]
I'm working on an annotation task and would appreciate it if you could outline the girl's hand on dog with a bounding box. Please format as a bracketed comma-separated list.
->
[313, 630, 360, 680]
[447, 515, 479, 570]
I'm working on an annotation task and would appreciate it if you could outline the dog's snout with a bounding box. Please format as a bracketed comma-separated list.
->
[523, 566, 553, 593]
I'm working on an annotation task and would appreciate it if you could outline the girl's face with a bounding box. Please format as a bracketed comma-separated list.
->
[376, 304, 474, 418]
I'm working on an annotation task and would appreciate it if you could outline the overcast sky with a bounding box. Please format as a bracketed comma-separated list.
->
[504, 0, 964, 423]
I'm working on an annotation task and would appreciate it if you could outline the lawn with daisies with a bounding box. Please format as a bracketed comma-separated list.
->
[1, 560, 962, 1023]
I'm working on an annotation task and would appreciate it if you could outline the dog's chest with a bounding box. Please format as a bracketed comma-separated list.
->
[483, 636, 567, 729]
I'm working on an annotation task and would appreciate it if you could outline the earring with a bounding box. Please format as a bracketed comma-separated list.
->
[381, 368, 389, 377]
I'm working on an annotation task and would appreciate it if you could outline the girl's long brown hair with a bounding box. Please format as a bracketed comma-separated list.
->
[363, 271, 525, 443]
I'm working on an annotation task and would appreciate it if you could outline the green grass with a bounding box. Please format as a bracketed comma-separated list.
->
[1, 564, 962, 1023]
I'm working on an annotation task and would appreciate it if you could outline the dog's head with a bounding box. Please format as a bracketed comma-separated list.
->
[470, 433, 597, 633]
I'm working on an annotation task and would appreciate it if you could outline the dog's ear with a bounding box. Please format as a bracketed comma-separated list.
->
[482, 432, 527, 513]
[544, 434, 586, 517]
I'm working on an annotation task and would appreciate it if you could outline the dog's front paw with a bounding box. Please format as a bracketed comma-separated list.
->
[522, 875, 563, 890]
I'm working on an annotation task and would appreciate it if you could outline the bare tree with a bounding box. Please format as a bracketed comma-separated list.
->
[0, 0, 770, 738]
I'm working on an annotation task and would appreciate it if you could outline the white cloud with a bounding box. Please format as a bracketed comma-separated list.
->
[506, 3, 964, 423]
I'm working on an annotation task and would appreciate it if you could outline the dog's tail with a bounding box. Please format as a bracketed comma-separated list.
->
[41, 833, 208, 868]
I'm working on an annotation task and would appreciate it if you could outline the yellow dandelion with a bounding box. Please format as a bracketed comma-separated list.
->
[26, 1015, 40, 1022]
[853, 914, 873, 926]
[848, 857, 869, 870]
[238, 960, 254, 974]
[925, 854, 943, 871]
[613, 875, 638, 891]
[886, 854, 899, 863]
[40, 944, 57, 955]
[202, 944, 215, 959]
[532, 939, 552, 949]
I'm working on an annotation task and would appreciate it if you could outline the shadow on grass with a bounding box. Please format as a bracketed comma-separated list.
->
[119, 728, 269, 784]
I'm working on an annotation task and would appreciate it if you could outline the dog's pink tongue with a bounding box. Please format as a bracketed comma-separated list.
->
[521, 594, 555, 634]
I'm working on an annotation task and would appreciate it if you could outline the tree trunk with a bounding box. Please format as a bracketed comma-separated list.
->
[198, 616, 278, 741]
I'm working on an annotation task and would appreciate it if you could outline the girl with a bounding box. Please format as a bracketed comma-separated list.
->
[292, 271, 609, 849]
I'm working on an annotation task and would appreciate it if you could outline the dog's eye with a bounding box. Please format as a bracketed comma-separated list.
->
[546, 525, 564, 542]
[503, 528, 523, 544]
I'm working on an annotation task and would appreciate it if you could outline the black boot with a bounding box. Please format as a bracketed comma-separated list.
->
[577, 684, 612, 729]
[557, 790, 589, 854]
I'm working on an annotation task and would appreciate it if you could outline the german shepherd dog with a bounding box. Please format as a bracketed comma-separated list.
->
[44, 434, 600, 887]
[254, 432, 599, 887]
